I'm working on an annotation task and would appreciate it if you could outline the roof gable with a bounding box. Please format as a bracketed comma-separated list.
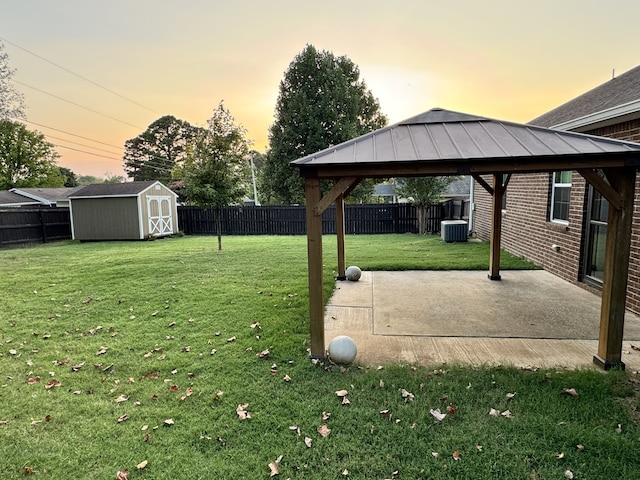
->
[530, 65, 640, 128]
[0, 190, 41, 207]
[11, 187, 83, 204]
[70, 181, 176, 199]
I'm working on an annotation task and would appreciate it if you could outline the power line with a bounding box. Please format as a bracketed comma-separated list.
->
[53, 143, 122, 161]
[45, 134, 122, 156]
[14, 79, 144, 130]
[21, 119, 124, 149]
[0, 36, 160, 115]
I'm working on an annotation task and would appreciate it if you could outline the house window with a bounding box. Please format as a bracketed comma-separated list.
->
[550, 171, 571, 223]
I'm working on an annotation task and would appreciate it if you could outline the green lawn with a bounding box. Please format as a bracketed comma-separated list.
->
[0, 235, 637, 479]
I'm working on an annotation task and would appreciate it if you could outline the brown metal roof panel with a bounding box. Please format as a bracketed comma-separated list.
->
[461, 122, 509, 157]
[329, 145, 355, 164]
[522, 128, 584, 155]
[406, 124, 440, 159]
[442, 122, 486, 158]
[504, 125, 564, 156]
[390, 126, 419, 161]
[371, 129, 396, 162]
[425, 123, 463, 159]
[479, 122, 536, 156]
[354, 136, 375, 162]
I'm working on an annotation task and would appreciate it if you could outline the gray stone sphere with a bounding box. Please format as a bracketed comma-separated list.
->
[327, 335, 357, 364]
[345, 265, 362, 281]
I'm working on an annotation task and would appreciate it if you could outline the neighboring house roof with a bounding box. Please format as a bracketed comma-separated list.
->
[10, 187, 83, 205]
[292, 108, 640, 175]
[0, 190, 41, 207]
[373, 184, 396, 197]
[443, 176, 471, 196]
[70, 181, 175, 199]
[530, 65, 640, 130]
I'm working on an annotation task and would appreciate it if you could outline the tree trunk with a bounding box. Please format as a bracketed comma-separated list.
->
[417, 205, 427, 235]
[216, 205, 222, 250]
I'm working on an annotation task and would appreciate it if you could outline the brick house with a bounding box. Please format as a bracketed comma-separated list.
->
[471, 65, 640, 314]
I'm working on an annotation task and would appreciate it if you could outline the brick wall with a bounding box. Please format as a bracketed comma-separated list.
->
[472, 118, 640, 314]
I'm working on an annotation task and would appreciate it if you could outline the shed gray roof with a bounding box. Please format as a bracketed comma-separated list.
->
[71, 181, 159, 198]
[292, 108, 640, 174]
[530, 65, 640, 128]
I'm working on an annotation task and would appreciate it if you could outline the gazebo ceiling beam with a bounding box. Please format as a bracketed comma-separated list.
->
[300, 156, 634, 180]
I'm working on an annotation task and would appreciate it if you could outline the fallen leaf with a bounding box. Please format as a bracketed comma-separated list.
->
[400, 388, 415, 402]
[0, 420, 10, 425]
[564, 469, 574, 479]
[304, 436, 312, 448]
[335, 389, 348, 397]
[283, 374, 291, 382]
[27, 376, 41, 385]
[452, 450, 461, 461]
[342, 396, 350, 405]
[117, 414, 129, 423]
[557, 452, 565, 459]
[489, 408, 500, 417]
[317, 424, 331, 437]
[45, 379, 61, 389]
[379, 379, 384, 388]
[577, 444, 585, 452]
[151, 311, 158, 316]
[96, 346, 108, 355]
[476, 444, 483, 452]
[250, 322, 261, 329]
[164, 418, 175, 426]
[380, 409, 391, 419]
[71, 362, 85, 372]
[114, 395, 128, 403]
[170, 385, 179, 392]
[506, 392, 516, 400]
[143, 433, 150, 442]
[268, 455, 282, 476]
[141, 425, 148, 431]
[501, 410, 514, 418]
[342, 468, 349, 475]
[116, 470, 129, 480]
[430, 408, 446, 422]
[168, 321, 176, 328]
[562, 388, 579, 397]
[447, 404, 457, 415]
[236, 404, 252, 420]
[431, 451, 439, 458]
[616, 424, 622, 433]
[257, 349, 270, 358]
[322, 411, 331, 421]
[227, 336, 236, 342]
[136, 460, 148, 470]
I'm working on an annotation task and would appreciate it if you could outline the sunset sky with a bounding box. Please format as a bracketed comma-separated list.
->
[2, 0, 639, 178]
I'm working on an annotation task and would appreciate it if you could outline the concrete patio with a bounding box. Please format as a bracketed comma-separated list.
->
[325, 270, 640, 370]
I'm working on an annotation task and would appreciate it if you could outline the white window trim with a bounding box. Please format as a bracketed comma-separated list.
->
[550, 171, 571, 224]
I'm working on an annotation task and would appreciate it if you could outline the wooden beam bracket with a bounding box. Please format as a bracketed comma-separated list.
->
[313, 177, 361, 216]
[472, 174, 494, 196]
[577, 169, 623, 211]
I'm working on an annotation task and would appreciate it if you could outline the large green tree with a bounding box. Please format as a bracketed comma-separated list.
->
[262, 45, 387, 204]
[181, 102, 251, 250]
[396, 177, 457, 234]
[0, 41, 26, 120]
[123, 115, 198, 184]
[0, 119, 63, 189]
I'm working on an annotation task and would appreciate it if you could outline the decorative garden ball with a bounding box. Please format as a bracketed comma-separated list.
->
[328, 335, 357, 364]
[345, 265, 362, 282]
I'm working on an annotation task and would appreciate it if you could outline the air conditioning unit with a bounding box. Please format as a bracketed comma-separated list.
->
[441, 220, 468, 242]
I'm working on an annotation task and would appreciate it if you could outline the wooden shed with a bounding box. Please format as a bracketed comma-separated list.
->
[69, 181, 179, 240]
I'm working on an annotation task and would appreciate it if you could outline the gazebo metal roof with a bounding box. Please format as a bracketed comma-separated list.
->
[293, 108, 640, 176]
[292, 107, 640, 371]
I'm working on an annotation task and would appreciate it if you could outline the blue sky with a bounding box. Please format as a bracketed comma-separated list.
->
[2, 0, 639, 177]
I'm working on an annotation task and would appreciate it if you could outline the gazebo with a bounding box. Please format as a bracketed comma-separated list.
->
[292, 108, 640, 370]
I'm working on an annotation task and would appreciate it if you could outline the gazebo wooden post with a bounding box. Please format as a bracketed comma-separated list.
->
[488, 173, 505, 280]
[336, 194, 347, 280]
[305, 176, 325, 358]
[593, 167, 636, 370]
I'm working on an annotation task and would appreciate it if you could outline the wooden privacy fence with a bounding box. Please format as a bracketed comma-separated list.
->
[0, 200, 468, 247]
[178, 203, 451, 236]
[0, 208, 72, 247]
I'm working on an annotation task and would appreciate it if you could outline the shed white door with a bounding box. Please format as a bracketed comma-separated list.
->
[147, 196, 173, 236]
